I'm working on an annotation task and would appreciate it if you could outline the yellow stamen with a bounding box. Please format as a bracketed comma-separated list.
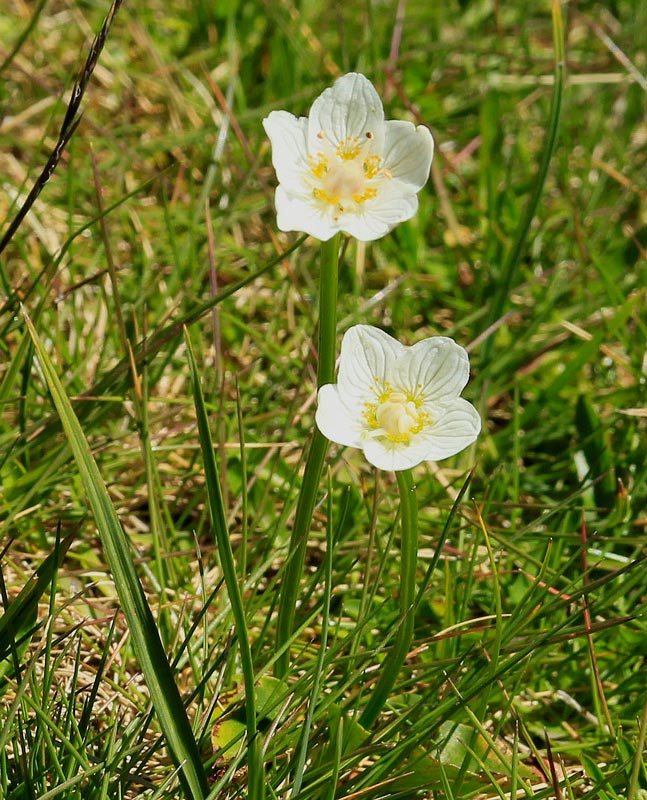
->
[336, 137, 361, 160]
[313, 187, 340, 205]
[363, 155, 382, 179]
[363, 388, 430, 444]
[352, 187, 378, 204]
[309, 153, 329, 179]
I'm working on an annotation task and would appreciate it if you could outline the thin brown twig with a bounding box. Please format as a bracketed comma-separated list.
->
[544, 735, 563, 800]
[203, 69, 272, 199]
[0, 0, 124, 257]
[384, 0, 407, 101]
[91, 147, 129, 361]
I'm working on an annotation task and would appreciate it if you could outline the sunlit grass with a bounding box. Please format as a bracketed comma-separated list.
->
[1, 0, 647, 798]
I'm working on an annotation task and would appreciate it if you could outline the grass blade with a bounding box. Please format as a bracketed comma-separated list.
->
[0, 529, 73, 691]
[185, 329, 263, 799]
[481, 0, 565, 368]
[22, 310, 208, 800]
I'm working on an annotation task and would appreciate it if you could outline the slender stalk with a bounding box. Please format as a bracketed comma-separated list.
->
[290, 469, 335, 797]
[275, 234, 341, 678]
[628, 689, 647, 800]
[480, 0, 564, 369]
[453, 504, 504, 797]
[359, 469, 418, 728]
[316, 235, 341, 387]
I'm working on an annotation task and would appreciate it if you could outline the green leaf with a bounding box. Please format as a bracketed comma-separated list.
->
[186, 330, 264, 800]
[480, 0, 565, 369]
[392, 720, 536, 794]
[23, 310, 208, 800]
[211, 718, 247, 761]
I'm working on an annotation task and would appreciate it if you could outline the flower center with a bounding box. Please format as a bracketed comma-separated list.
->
[363, 388, 429, 444]
[309, 134, 386, 214]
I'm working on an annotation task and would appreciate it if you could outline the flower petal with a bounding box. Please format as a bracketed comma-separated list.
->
[399, 337, 470, 402]
[316, 384, 364, 448]
[337, 325, 405, 400]
[414, 398, 482, 460]
[308, 73, 385, 154]
[362, 398, 480, 470]
[262, 111, 309, 191]
[339, 212, 393, 242]
[316, 324, 481, 471]
[274, 185, 340, 241]
[340, 186, 418, 241]
[362, 438, 425, 471]
[382, 120, 434, 190]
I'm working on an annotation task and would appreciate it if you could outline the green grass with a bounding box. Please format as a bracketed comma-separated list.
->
[2, 0, 647, 798]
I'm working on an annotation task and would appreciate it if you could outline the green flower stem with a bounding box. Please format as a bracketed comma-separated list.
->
[315, 235, 341, 387]
[359, 468, 418, 729]
[275, 234, 340, 679]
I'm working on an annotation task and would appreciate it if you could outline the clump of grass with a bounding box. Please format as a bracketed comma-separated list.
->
[1, 1, 647, 799]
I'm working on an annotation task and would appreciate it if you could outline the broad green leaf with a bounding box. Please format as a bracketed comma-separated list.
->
[392, 720, 537, 794]
[211, 718, 247, 761]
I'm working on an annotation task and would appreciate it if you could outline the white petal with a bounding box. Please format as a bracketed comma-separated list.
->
[315, 384, 364, 448]
[308, 73, 385, 154]
[337, 325, 405, 400]
[399, 337, 470, 402]
[340, 212, 394, 242]
[340, 186, 418, 241]
[415, 398, 482, 460]
[274, 185, 340, 240]
[362, 398, 480, 471]
[263, 111, 310, 191]
[362, 438, 425, 471]
[382, 120, 434, 190]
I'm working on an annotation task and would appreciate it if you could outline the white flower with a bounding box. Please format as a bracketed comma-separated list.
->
[263, 73, 434, 242]
[316, 325, 481, 471]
